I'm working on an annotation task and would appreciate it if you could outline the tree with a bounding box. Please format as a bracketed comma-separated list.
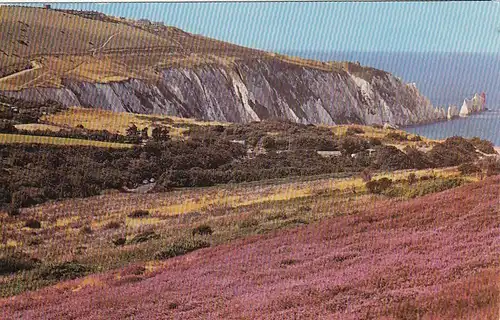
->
[152, 127, 170, 141]
[141, 127, 149, 140]
[126, 124, 139, 138]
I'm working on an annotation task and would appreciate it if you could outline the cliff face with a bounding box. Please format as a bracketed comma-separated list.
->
[1, 59, 446, 126]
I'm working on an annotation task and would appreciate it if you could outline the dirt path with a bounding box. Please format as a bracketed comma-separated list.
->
[91, 32, 122, 57]
[0, 60, 42, 83]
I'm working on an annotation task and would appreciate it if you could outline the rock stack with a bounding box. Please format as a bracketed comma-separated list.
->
[459, 93, 485, 117]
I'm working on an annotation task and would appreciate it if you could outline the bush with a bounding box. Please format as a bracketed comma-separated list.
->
[104, 220, 122, 229]
[192, 224, 213, 236]
[112, 237, 127, 246]
[24, 219, 41, 229]
[7, 206, 20, 217]
[128, 209, 150, 218]
[0, 120, 17, 133]
[428, 137, 478, 167]
[80, 225, 93, 235]
[409, 135, 422, 142]
[407, 173, 417, 185]
[360, 168, 372, 182]
[404, 146, 435, 169]
[262, 136, 277, 150]
[129, 231, 160, 244]
[480, 158, 500, 176]
[469, 137, 496, 154]
[346, 126, 364, 135]
[366, 178, 393, 194]
[155, 239, 210, 260]
[38, 261, 91, 281]
[458, 163, 481, 175]
[385, 177, 466, 198]
[0, 252, 40, 275]
[385, 132, 407, 141]
[372, 146, 413, 170]
[369, 137, 382, 146]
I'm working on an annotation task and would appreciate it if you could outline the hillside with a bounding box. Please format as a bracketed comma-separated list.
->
[1, 176, 498, 319]
[0, 6, 447, 126]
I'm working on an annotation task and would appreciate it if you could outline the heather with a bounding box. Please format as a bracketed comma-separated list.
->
[1, 176, 498, 319]
[0, 166, 466, 297]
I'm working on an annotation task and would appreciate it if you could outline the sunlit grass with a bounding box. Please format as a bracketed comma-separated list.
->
[0, 133, 133, 148]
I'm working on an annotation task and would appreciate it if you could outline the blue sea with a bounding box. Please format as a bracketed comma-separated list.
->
[286, 51, 500, 145]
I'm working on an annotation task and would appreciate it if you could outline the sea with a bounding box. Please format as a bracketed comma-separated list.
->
[285, 51, 500, 145]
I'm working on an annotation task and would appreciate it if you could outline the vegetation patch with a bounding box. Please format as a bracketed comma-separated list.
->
[155, 238, 210, 260]
[128, 209, 150, 218]
[38, 261, 92, 281]
[0, 252, 40, 275]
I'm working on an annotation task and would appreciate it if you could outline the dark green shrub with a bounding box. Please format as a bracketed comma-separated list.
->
[80, 225, 93, 235]
[369, 137, 382, 146]
[239, 218, 259, 229]
[341, 136, 369, 154]
[428, 137, 478, 167]
[458, 163, 481, 175]
[469, 137, 496, 154]
[0, 252, 40, 275]
[404, 146, 435, 169]
[192, 224, 213, 236]
[385, 132, 407, 141]
[38, 261, 90, 281]
[346, 126, 364, 135]
[129, 231, 160, 244]
[262, 136, 277, 150]
[113, 237, 126, 246]
[481, 158, 500, 176]
[155, 239, 210, 260]
[366, 178, 393, 194]
[372, 146, 413, 170]
[409, 135, 422, 142]
[104, 220, 121, 229]
[360, 168, 372, 182]
[7, 206, 20, 217]
[407, 173, 417, 185]
[24, 219, 41, 229]
[0, 120, 17, 133]
[128, 209, 150, 218]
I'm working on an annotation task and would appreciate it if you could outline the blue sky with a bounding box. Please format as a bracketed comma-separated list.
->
[21, 2, 500, 53]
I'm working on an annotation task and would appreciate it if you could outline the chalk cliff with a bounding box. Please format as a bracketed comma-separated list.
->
[1, 59, 448, 126]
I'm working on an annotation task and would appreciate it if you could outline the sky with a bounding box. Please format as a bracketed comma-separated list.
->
[19, 2, 500, 54]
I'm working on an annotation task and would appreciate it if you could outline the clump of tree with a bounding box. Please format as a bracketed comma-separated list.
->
[0, 95, 66, 124]
[427, 137, 478, 167]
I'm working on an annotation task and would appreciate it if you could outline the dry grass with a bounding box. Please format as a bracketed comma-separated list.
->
[14, 123, 63, 132]
[42, 107, 227, 138]
[0, 133, 133, 148]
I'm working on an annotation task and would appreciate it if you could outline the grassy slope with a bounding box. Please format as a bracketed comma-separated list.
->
[0, 167, 472, 296]
[0, 6, 360, 91]
[0, 133, 133, 148]
[1, 175, 497, 319]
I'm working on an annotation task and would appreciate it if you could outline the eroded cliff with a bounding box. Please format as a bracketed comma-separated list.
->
[1, 59, 447, 126]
